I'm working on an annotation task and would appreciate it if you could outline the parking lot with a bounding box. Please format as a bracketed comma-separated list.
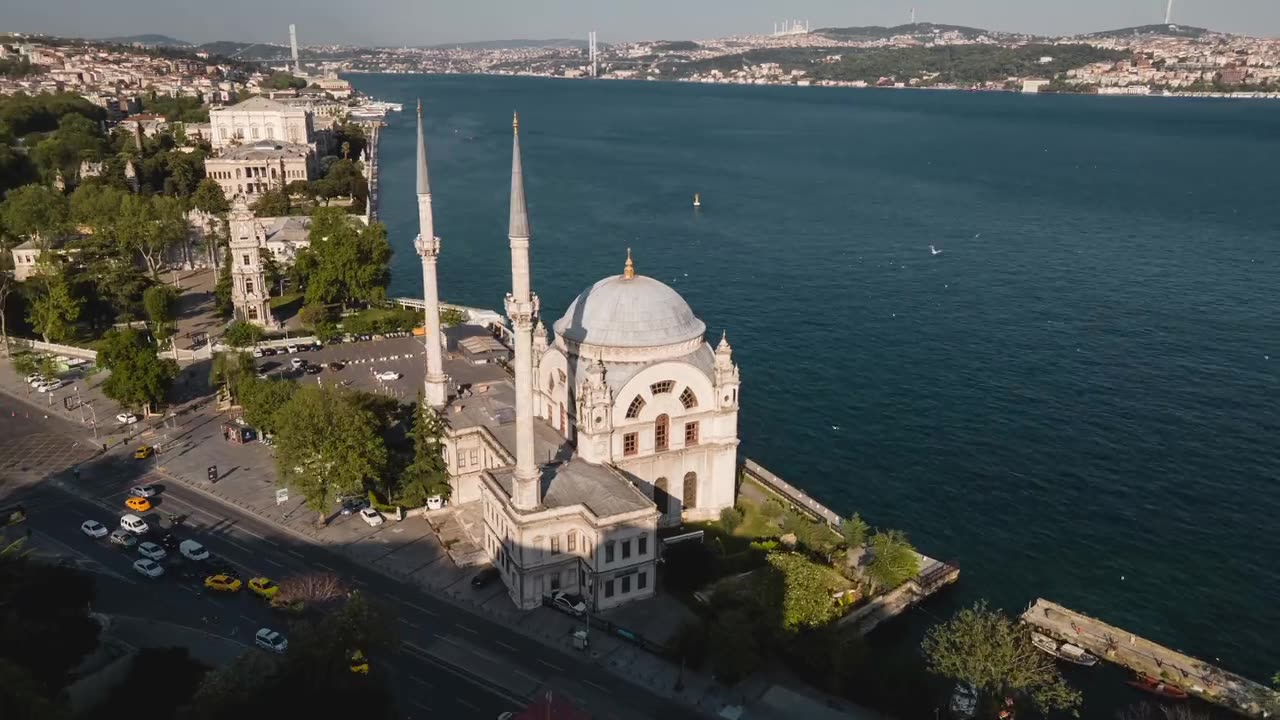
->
[251, 334, 429, 402]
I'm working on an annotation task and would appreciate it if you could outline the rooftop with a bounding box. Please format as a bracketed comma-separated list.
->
[211, 140, 311, 162]
[489, 460, 654, 518]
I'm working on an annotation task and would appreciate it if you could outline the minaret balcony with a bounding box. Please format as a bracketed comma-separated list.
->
[413, 233, 440, 258]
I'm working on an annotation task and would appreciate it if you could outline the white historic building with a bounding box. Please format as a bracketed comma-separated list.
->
[210, 96, 313, 149]
[205, 139, 314, 201]
[408, 105, 741, 612]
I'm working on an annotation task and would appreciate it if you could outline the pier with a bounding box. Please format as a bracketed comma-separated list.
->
[1022, 599, 1276, 718]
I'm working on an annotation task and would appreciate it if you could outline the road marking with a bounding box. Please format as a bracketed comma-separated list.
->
[240, 614, 257, 624]
[261, 557, 285, 568]
[351, 577, 367, 586]
[513, 668, 539, 684]
[471, 648, 499, 662]
[408, 674, 432, 688]
[440, 635, 463, 647]
[455, 623, 478, 634]
[316, 562, 336, 571]
[287, 549, 306, 558]
[409, 700, 431, 712]
[496, 640, 517, 651]
[399, 618, 420, 629]
[401, 639, 428, 655]
[457, 699, 480, 711]
[403, 601, 437, 617]
[537, 659, 563, 671]
[583, 679, 607, 691]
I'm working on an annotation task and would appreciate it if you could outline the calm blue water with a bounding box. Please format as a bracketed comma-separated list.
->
[352, 74, 1280, 695]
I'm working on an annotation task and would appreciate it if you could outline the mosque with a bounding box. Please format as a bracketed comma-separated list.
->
[411, 103, 741, 611]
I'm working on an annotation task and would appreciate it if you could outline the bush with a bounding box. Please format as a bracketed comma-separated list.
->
[223, 321, 263, 348]
[762, 498, 785, 520]
[719, 507, 744, 535]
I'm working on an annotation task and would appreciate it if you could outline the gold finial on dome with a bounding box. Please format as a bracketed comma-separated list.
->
[623, 247, 636, 279]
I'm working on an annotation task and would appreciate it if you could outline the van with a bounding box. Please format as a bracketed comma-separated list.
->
[179, 539, 209, 561]
[120, 514, 149, 534]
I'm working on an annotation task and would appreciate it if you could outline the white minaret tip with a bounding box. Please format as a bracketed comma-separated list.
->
[508, 113, 530, 240]
[415, 100, 430, 195]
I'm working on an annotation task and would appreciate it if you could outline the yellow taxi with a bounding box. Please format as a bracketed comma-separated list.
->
[133, 445, 154, 460]
[349, 649, 369, 674]
[204, 574, 242, 593]
[248, 577, 279, 599]
[124, 496, 152, 512]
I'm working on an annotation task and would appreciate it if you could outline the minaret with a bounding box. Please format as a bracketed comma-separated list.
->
[505, 112, 541, 510]
[413, 100, 449, 407]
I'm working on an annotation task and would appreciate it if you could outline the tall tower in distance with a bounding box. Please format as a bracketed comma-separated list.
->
[1164, 0, 1174, 24]
[289, 24, 301, 74]
[588, 31, 598, 77]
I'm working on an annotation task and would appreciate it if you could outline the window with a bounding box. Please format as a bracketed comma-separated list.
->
[251, 126, 259, 138]
[654, 477, 670, 514]
[247, 306, 259, 320]
[622, 540, 631, 560]
[680, 387, 698, 409]
[244, 279, 254, 294]
[622, 575, 631, 593]
[655, 414, 669, 451]
[683, 472, 698, 509]
[551, 536, 560, 555]
[558, 370, 567, 382]
[605, 580, 615, 598]
[605, 542, 615, 563]
[625, 395, 645, 419]
[684, 421, 700, 446]
[638, 536, 648, 556]
[235, 168, 241, 179]
[650, 380, 675, 394]
[567, 531, 576, 553]
[550, 572, 561, 590]
[241, 254, 251, 266]
[623, 432, 637, 456]
[469, 449, 478, 465]
[638, 571, 648, 590]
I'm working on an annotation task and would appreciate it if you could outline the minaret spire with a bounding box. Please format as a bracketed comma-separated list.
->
[414, 99, 449, 407]
[505, 111, 540, 510]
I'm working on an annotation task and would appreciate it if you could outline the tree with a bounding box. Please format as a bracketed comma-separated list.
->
[209, 351, 255, 404]
[298, 302, 330, 330]
[97, 328, 178, 412]
[263, 72, 307, 90]
[191, 178, 229, 216]
[117, 194, 186, 278]
[273, 386, 388, 525]
[259, 247, 283, 296]
[274, 573, 347, 610]
[763, 552, 840, 631]
[922, 601, 1081, 716]
[865, 529, 920, 593]
[719, 506, 744, 535]
[10, 351, 39, 377]
[25, 261, 81, 343]
[393, 395, 451, 507]
[239, 377, 297, 435]
[841, 514, 869, 548]
[142, 284, 179, 343]
[223, 320, 263, 348]
[1, 184, 70, 241]
[302, 209, 390, 309]
[214, 244, 233, 316]
[250, 189, 291, 217]
[707, 608, 766, 684]
[439, 307, 466, 327]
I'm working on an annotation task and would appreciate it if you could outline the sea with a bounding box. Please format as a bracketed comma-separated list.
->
[348, 73, 1279, 716]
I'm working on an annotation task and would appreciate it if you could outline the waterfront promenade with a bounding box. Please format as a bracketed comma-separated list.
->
[1023, 599, 1276, 718]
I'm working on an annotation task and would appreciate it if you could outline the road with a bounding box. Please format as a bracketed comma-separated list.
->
[0, 395, 705, 720]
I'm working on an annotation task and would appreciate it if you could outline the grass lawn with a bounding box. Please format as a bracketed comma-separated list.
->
[269, 292, 303, 309]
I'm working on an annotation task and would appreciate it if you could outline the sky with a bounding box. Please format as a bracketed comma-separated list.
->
[2, 0, 1277, 47]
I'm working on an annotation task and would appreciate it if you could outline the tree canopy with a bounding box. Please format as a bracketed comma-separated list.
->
[922, 601, 1081, 716]
[295, 209, 390, 309]
[97, 327, 178, 411]
[865, 529, 920, 593]
[392, 397, 451, 507]
[239, 376, 297, 435]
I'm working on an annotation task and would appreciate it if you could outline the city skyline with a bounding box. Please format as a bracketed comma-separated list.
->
[2, 0, 1279, 48]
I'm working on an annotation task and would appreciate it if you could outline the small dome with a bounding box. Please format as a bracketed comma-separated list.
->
[555, 274, 706, 349]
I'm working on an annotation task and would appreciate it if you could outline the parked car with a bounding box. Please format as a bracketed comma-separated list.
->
[426, 495, 445, 511]
[204, 574, 242, 593]
[290, 357, 305, 369]
[116, 413, 139, 425]
[255, 628, 288, 654]
[327, 362, 345, 371]
[119, 514, 149, 534]
[158, 532, 181, 550]
[133, 558, 165, 579]
[359, 507, 384, 527]
[80, 519, 108, 538]
[129, 484, 159, 498]
[24, 373, 43, 384]
[470, 566, 500, 589]
[375, 371, 401, 381]
[36, 379, 66, 393]
[124, 496, 151, 513]
[551, 591, 587, 616]
[252, 347, 264, 358]
[304, 364, 322, 375]
[179, 539, 209, 561]
[137, 541, 167, 561]
[109, 529, 138, 548]
[340, 497, 368, 515]
[262, 347, 277, 356]
[285, 344, 299, 354]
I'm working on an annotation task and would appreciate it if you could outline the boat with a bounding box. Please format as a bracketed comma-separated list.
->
[692, 192, 701, 208]
[1031, 632, 1099, 667]
[1127, 674, 1189, 700]
[948, 682, 978, 719]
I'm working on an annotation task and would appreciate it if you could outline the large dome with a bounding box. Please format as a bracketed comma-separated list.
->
[554, 274, 706, 349]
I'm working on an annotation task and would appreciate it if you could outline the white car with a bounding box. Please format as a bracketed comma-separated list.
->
[359, 507, 384, 527]
[551, 590, 587, 616]
[137, 541, 167, 561]
[179, 539, 209, 561]
[24, 373, 43, 384]
[252, 347, 263, 358]
[36, 379, 66, 393]
[129, 484, 159, 498]
[425, 495, 445, 511]
[81, 519, 109, 538]
[116, 413, 139, 425]
[120, 514, 149, 535]
[133, 558, 165, 579]
[290, 357, 305, 369]
[375, 371, 401, 381]
[255, 628, 288, 654]
[285, 344, 298, 354]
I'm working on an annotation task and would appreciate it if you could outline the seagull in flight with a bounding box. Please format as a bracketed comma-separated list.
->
[930, 245, 943, 256]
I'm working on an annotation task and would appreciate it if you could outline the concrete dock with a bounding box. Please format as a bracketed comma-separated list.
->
[1021, 598, 1276, 718]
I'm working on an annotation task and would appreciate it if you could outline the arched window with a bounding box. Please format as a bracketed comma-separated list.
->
[655, 414, 669, 451]
[679, 387, 698, 409]
[654, 477, 670, 514]
[625, 395, 646, 419]
[682, 472, 698, 510]
[650, 380, 675, 395]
